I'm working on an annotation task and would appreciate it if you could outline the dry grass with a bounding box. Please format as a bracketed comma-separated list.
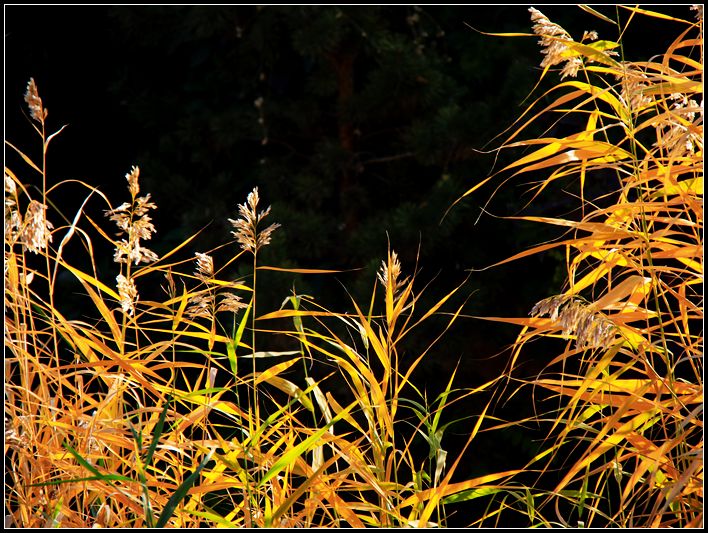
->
[5, 5, 702, 528]
[463, 6, 703, 527]
[5, 80, 514, 527]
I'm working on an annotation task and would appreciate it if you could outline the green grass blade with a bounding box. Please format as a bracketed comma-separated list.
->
[256, 401, 354, 488]
[144, 395, 172, 467]
[155, 449, 215, 528]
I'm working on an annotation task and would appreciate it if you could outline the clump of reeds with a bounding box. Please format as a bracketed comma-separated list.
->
[464, 5, 703, 527]
[5, 78, 514, 528]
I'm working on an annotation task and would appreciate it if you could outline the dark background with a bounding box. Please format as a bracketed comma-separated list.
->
[4, 5, 694, 525]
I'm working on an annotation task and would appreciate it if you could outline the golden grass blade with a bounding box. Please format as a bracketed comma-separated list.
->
[253, 364, 315, 412]
[619, 5, 693, 23]
[171, 285, 190, 331]
[305, 376, 333, 426]
[502, 139, 634, 177]
[72, 275, 123, 347]
[256, 265, 347, 274]
[536, 380, 661, 412]
[5, 140, 42, 174]
[590, 275, 651, 310]
[58, 260, 120, 300]
[557, 410, 662, 493]
[265, 447, 365, 527]
[131, 230, 203, 279]
[147, 326, 232, 345]
[257, 309, 351, 321]
[257, 402, 355, 488]
[326, 391, 367, 436]
[578, 5, 618, 25]
[351, 299, 390, 378]
[561, 40, 621, 67]
[399, 469, 524, 510]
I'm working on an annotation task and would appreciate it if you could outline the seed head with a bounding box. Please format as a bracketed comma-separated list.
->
[24, 78, 47, 123]
[531, 294, 617, 349]
[194, 252, 214, 281]
[529, 7, 581, 80]
[217, 292, 248, 314]
[21, 200, 53, 253]
[116, 274, 138, 316]
[228, 187, 280, 254]
[105, 166, 159, 265]
[377, 250, 409, 299]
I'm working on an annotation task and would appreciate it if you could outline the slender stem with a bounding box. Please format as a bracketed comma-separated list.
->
[251, 251, 258, 414]
[40, 122, 61, 375]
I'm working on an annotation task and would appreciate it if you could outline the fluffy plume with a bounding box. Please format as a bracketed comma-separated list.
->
[529, 8, 616, 80]
[529, 7, 581, 79]
[656, 93, 703, 155]
[187, 252, 247, 317]
[531, 294, 617, 349]
[105, 166, 159, 265]
[217, 292, 248, 314]
[186, 292, 213, 319]
[618, 67, 653, 112]
[194, 252, 214, 281]
[228, 187, 280, 254]
[377, 250, 409, 299]
[126, 165, 140, 199]
[24, 78, 47, 123]
[116, 274, 138, 316]
[691, 4, 703, 22]
[5, 173, 21, 242]
[21, 200, 54, 254]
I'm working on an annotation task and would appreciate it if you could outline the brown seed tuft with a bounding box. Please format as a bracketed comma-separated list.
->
[105, 166, 159, 265]
[21, 200, 54, 253]
[228, 187, 280, 254]
[24, 78, 48, 123]
[194, 252, 214, 281]
[217, 292, 248, 314]
[377, 250, 409, 299]
[186, 292, 214, 319]
[126, 166, 140, 199]
[116, 274, 138, 316]
[531, 294, 617, 349]
[529, 7, 581, 80]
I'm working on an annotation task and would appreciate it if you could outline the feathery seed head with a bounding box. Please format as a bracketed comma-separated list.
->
[5, 173, 21, 241]
[194, 252, 214, 281]
[691, 5, 703, 22]
[126, 166, 140, 199]
[618, 67, 653, 112]
[105, 166, 159, 265]
[529, 7, 581, 80]
[228, 187, 280, 254]
[5, 172, 16, 197]
[531, 294, 617, 349]
[24, 78, 47, 123]
[217, 292, 248, 314]
[22, 200, 54, 253]
[186, 292, 213, 319]
[116, 274, 138, 316]
[655, 93, 703, 154]
[377, 250, 409, 298]
[163, 269, 176, 298]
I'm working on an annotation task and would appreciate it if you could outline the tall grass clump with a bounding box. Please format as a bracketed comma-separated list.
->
[464, 6, 702, 527]
[5, 78, 524, 527]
